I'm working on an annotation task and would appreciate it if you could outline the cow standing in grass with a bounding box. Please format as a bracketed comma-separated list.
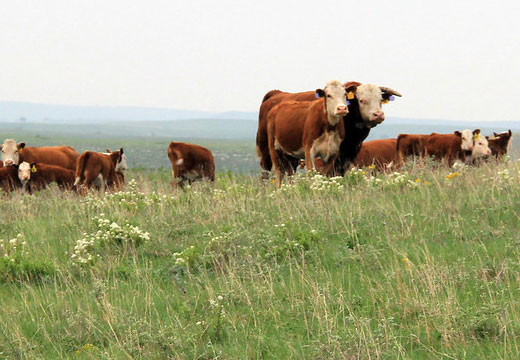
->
[74, 149, 127, 192]
[486, 130, 512, 159]
[353, 138, 398, 171]
[1, 139, 79, 170]
[0, 165, 20, 193]
[267, 80, 348, 186]
[167, 142, 215, 188]
[17, 162, 75, 194]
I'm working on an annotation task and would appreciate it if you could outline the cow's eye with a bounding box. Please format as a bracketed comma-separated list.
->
[327, 94, 332, 98]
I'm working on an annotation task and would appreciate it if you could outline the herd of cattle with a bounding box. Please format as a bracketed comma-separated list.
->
[0, 79, 513, 192]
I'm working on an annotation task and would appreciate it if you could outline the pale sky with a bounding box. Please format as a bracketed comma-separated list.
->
[0, 0, 519, 121]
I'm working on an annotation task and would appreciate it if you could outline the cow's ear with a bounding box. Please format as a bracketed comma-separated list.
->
[315, 89, 325, 98]
[119, 148, 124, 155]
[18, 142, 26, 150]
[454, 131, 462, 137]
[473, 129, 481, 135]
[105, 148, 111, 153]
[508, 129, 512, 136]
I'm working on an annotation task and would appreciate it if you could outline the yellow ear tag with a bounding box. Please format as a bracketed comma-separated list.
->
[382, 99, 389, 104]
[19, 148, 23, 154]
[347, 91, 355, 100]
[473, 134, 480, 141]
[31, 165, 37, 173]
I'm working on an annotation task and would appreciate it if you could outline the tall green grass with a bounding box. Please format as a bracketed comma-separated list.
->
[0, 160, 519, 359]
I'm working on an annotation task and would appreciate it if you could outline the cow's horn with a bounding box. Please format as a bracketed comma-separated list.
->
[379, 87, 402, 97]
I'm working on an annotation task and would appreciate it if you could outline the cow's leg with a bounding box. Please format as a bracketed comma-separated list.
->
[304, 146, 315, 172]
[268, 141, 284, 187]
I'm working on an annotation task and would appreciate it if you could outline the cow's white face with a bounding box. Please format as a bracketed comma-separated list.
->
[472, 135, 492, 158]
[18, 161, 32, 184]
[116, 153, 128, 172]
[460, 129, 474, 151]
[1, 139, 22, 166]
[317, 80, 348, 122]
[354, 84, 385, 127]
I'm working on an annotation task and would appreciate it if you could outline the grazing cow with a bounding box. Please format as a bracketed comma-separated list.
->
[0, 139, 79, 170]
[267, 80, 348, 186]
[256, 82, 402, 177]
[0, 165, 20, 193]
[167, 142, 215, 188]
[486, 130, 512, 159]
[353, 138, 398, 171]
[17, 162, 75, 193]
[74, 149, 127, 191]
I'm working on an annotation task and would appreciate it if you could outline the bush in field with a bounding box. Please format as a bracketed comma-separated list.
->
[71, 213, 150, 267]
[0, 234, 54, 282]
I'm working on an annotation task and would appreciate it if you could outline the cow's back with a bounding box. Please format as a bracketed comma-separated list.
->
[354, 139, 397, 170]
[168, 142, 215, 180]
[21, 146, 79, 170]
[425, 134, 462, 162]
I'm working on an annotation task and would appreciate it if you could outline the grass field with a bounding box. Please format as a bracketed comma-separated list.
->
[0, 157, 519, 359]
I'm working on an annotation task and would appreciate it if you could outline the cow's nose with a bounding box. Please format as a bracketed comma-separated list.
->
[336, 106, 348, 114]
[5, 160, 13, 166]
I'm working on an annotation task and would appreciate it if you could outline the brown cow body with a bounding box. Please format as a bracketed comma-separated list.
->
[424, 133, 466, 165]
[167, 142, 215, 188]
[3, 142, 79, 170]
[396, 134, 431, 164]
[74, 149, 126, 191]
[18, 162, 75, 193]
[354, 138, 397, 171]
[486, 130, 512, 159]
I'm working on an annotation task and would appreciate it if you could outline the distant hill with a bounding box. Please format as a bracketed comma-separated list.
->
[0, 101, 258, 122]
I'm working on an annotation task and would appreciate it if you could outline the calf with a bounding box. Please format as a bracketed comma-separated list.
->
[267, 80, 348, 186]
[18, 162, 75, 193]
[486, 130, 512, 159]
[1, 139, 79, 170]
[353, 138, 397, 171]
[167, 141, 215, 188]
[74, 149, 127, 192]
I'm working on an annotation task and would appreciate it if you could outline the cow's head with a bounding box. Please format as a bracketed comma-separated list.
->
[1, 139, 25, 166]
[345, 83, 402, 128]
[315, 80, 348, 122]
[115, 148, 128, 172]
[460, 129, 476, 151]
[17, 161, 35, 186]
[472, 134, 492, 158]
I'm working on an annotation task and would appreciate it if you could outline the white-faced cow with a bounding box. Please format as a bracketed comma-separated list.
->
[267, 80, 348, 186]
[1, 139, 79, 170]
[18, 162, 75, 194]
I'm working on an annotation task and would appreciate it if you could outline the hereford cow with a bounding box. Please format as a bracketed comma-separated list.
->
[486, 130, 512, 159]
[17, 162, 75, 193]
[74, 149, 127, 192]
[267, 80, 348, 186]
[256, 82, 402, 177]
[1, 139, 79, 170]
[353, 138, 398, 171]
[0, 165, 20, 193]
[167, 142, 215, 188]
[397, 129, 482, 165]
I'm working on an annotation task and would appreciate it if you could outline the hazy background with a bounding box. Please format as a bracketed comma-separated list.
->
[0, 1, 519, 172]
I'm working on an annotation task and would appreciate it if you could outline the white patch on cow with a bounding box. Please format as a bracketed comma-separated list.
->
[322, 80, 348, 124]
[74, 177, 81, 187]
[274, 138, 304, 159]
[1, 139, 21, 166]
[175, 158, 184, 165]
[472, 135, 492, 158]
[115, 153, 128, 172]
[310, 130, 341, 166]
[460, 129, 473, 151]
[18, 161, 31, 193]
[354, 84, 385, 125]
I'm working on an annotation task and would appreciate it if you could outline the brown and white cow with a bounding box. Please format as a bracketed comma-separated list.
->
[267, 80, 348, 186]
[167, 141, 215, 188]
[257, 82, 402, 177]
[18, 162, 75, 193]
[74, 149, 127, 192]
[0, 139, 79, 170]
[486, 130, 512, 159]
[353, 138, 398, 171]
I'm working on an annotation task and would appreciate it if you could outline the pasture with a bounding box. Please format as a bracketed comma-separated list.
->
[0, 154, 519, 359]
